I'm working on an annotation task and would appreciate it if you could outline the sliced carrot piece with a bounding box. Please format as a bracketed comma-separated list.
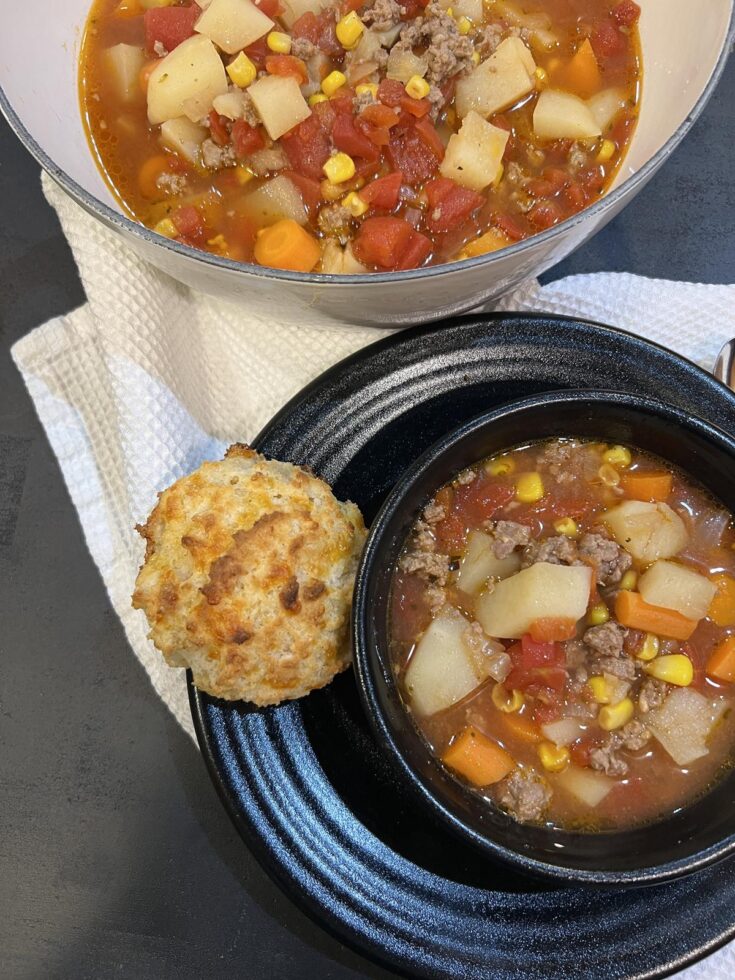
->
[254, 219, 321, 272]
[707, 636, 735, 683]
[708, 574, 735, 627]
[442, 726, 515, 786]
[554, 38, 601, 98]
[499, 711, 543, 744]
[620, 471, 673, 502]
[138, 154, 174, 199]
[614, 590, 698, 641]
[529, 617, 578, 642]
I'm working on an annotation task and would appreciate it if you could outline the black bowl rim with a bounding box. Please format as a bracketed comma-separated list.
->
[353, 387, 735, 887]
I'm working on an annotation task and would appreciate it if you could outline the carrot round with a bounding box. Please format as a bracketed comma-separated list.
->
[620, 471, 673, 502]
[137, 154, 175, 199]
[707, 636, 735, 683]
[254, 219, 321, 272]
[442, 727, 515, 787]
[529, 617, 578, 642]
[708, 574, 735, 627]
[555, 38, 601, 98]
[614, 590, 698, 641]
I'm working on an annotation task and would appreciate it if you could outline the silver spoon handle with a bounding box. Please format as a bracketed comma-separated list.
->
[714, 339, 735, 389]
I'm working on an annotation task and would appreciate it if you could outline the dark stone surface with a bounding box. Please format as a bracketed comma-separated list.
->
[0, 54, 733, 980]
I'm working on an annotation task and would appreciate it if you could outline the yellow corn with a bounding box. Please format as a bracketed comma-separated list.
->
[598, 463, 621, 487]
[588, 676, 611, 704]
[538, 742, 570, 773]
[515, 472, 544, 503]
[342, 191, 368, 217]
[587, 602, 610, 626]
[266, 30, 292, 53]
[599, 697, 635, 731]
[456, 15, 472, 34]
[603, 444, 632, 468]
[534, 66, 548, 87]
[322, 70, 347, 97]
[636, 633, 659, 662]
[405, 75, 431, 100]
[153, 217, 178, 239]
[644, 654, 694, 687]
[491, 683, 524, 713]
[445, 6, 453, 14]
[493, 162, 504, 187]
[471, 50, 481, 65]
[554, 517, 578, 537]
[309, 92, 328, 106]
[323, 152, 356, 184]
[336, 10, 364, 49]
[320, 178, 344, 202]
[227, 52, 257, 88]
[597, 139, 616, 163]
[355, 82, 378, 98]
[486, 455, 515, 477]
[620, 570, 638, 591]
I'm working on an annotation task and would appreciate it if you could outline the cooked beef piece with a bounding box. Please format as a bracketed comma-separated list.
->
[638, 677, 670, 713]
[619, 719, 651, 751]
[247, 146, 288, 176]
[594, 656, 637, 680]
[590, 720, 651, 776]
[291, 37, 318, 60]
[538, 439, 579, 484]
[578, 531, 632, 586]
[584, 621, 626, 659]
[201, 139, 237, 170]
[423, 500, 446, 526]
[392, 2, 474, 87]
[318, 204, 352, 242]
[399, 550, 450, 585]
[496, 769, 551, 823]
[521, 534, 578, 567]
[492, 520, 531, 559]
[564, 639, 587, 669]
[362, 0, 404, 31]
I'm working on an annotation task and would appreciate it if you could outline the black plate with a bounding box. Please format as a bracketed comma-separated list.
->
[190, 314, 735, 980]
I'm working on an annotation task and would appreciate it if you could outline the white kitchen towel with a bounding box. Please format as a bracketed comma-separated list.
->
[11, 175, 735, 978]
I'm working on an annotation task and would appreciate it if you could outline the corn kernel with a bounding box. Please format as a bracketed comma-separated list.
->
[445, 6, 453, 14]
[587, 602, 610, 626]
[227, 52, 257, 88]
[515, 472, 544, 503]
[336, 10, 364, 50]
[588, 675, 611, 704]
[355, 82, 378, 98]
[620, 570, 638, 591]
[405, 75, 431, 100]
[320, 178, 344, 202]
[538, 742, 570, 773]
[322, 70, 347, 97]
[597, 138, 616, 163]
[471, 50, 481, 65]
[534, 66, 548, 87]
[598, 463, 621, 487]
[266, 31, 292, 53]
[486, 455, 515, 477]
[309, 92, 328, 106]
[636, 633, 659, 662]
[342, 191, 368, 217]
[153, 217, 178, 238]
[207, 233, 227, 250]
[323, 152, 356, 184]
[491, 683, 524, 713]
[602, 444, 632, 468]
[456, 15, 472, 34]
[493, 162, 504, 187]
[235, 165, 254, 185]
[644, 653, 694, 686]
[599, 697, 635, 731]
[554, 517, 578, 537]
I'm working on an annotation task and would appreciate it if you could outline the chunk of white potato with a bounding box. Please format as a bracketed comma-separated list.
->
[456, 530, 521, 595]
[489, 0, 558, 50]
[440, 111, 509, 192]
[248, 74, 311, 140]
[280, 0, 327, 28]
[387, 48, 428, 83]
[455, 37, 536, 120]
[587, 87, 627, 132]
[555, 767, 614, 807]
[319, 241, 368, 274]
[533, 89, 602, 140]
[439, 0, 482, 22]
[105, 43, 145, 103]
[147, 35, 228, 125]
[404, 609, 483, 716]
[241, 175, 308, 226]
[476, 562, 592, 639]
[604, 501, 689, 565]
[541, 718, 586, 747]
[646, 689, 727, 766]
[213, 87, 249, 120]
[160, 116, 208, 164]
[638, 560, 717, 621]
[195, 0, 274, 54]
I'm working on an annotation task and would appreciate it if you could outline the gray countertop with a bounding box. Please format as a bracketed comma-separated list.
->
[1, 56, 734, 980]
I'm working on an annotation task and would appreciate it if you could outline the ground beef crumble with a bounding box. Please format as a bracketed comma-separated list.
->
[638, 677, 670, 713]
[578, 531, 632, 586]
[392, 2, 475, 87]
[491, 520, 531, 559]
[497, 769, 551, 823]
[318, 204, 353, 243]
[589, 720, 651, 777]
[247, 146, 288, 176]
[521, 534, 578, 567]
[363, 0, 405, 31]
[202, 139, 237, 170]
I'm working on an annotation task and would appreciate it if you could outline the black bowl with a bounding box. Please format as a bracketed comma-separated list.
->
[353, 388, 735, 886]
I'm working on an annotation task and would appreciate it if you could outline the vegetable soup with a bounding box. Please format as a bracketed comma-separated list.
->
[79, 0, 641, 274]
[390, 440, 735, 830]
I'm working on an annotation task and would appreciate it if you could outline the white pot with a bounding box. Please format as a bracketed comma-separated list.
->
[1, 1, 732, 325]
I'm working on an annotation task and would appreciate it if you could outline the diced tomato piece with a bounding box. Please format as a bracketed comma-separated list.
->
[231, 119, 265, 158]
[387, 125, 441, 186]
[352, 216, 416, 270]
[340, 0, 366, 11]
[493, 212, 526, 241]
[452, 475, 514, 528]
[283, 171, 323, 215]
[396, 229, 432, 270]
[564, 181, 587, 210]
[292, 9, 343, 57]
[255, 0, 281, 16]
[208, 110, 230, 148]
[359, 171, 403, 210]
[531, 697, 565, 723]
[521, 633, 566, 667]
[144, 5, 199, 55]
[360, 103, 401, 128]
[413, 117, 445, 160]
[505, 635, 567, 693]
[400, 0, 430, 17]
[333, 113, 380, 160]
[172, 205, 205, 243]
[378, 78, 406, 108]
[612, 0, 640, 27]
[401, 95, 431, 118]
[424, 177, 484, 234]
[527, 201, 563, 230]
[244, 37, 269, 67]
[265, 54, 309, 83]
[591, 19, 626, 59]
[570, 734, 599, 767]
[282, 112, 331, 179]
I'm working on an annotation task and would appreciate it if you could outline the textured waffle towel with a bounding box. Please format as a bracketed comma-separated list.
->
[11, 174, 735, 978]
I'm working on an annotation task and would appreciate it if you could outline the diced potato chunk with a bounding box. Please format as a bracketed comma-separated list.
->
[160, 116, 208, 164]
[533, 89, 602, 140]
[475, 562, 592, 639]
[541, 718, 585, 747]
[438, 0, 482, 19]
[319, 240, 368, 274]
[280, 0, 327, 29]
[604, 501, 689, 565]
[213, 88, 249, 120]
[241, 175, 308, 226]
[387, 48, 428, 83]
[646, 689, 727, 766]
[555, 767, 614, 807]
[638, 560, 717, 621]
[248, 74, 311, 140]
[105, 43, 145, 103]
[587, 87, 627, 132]
[455, 37, 536, 120]
[456, 530, 521, 595]
[440, 111, 509, 192]
[404, 609, 483, 716]
[147, 34, 228, 125]
[195, 0, 274, 55]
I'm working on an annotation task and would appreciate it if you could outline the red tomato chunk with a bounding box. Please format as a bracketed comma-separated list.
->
[144, 4, 199, 55]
